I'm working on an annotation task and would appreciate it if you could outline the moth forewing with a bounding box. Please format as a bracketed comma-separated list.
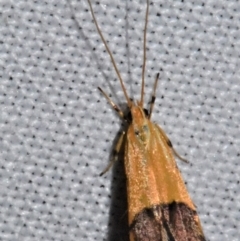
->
[125, 114, 205, 241]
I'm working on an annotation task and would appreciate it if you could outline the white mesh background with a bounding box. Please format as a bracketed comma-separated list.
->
[0, 0, 239, 240]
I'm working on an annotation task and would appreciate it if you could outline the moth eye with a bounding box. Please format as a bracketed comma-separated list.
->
[143, 108, 149, 117]
[126, 111, 132, 122]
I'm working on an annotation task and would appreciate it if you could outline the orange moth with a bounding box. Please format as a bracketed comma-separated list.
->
[87, 0, 206, 240]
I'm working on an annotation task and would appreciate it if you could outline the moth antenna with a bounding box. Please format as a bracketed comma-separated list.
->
[140, 0, 150, 107]
[149, 73, 159, 119]
[87, 0, 132, 108]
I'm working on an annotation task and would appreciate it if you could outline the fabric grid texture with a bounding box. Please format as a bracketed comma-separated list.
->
[0, 0, 239, 240]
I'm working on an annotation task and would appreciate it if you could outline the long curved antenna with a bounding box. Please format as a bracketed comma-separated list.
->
[140, 0, 150, 107]
[149, 73, 159, 119]
[87, 0, 132, 108]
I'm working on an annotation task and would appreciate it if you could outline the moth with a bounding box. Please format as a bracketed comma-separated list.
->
[87, 0, 206, 240]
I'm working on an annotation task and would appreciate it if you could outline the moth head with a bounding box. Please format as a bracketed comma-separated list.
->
[130, 105, 150, 145]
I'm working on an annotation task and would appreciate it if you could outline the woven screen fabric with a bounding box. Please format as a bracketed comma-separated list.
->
[0, 0, 239, 240]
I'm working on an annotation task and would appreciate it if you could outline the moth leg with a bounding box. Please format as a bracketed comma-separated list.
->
[98, 87, 124, 119]
[149, 73, 160, 119]
[155, 125, 189, 163]
[99, 131, 125, 176]
[167, 139, 189, 163]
